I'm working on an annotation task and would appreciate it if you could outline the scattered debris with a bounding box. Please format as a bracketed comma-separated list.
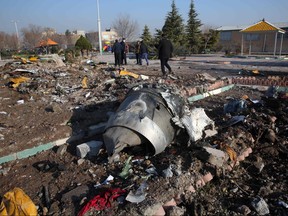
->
[0, 54, 287, 215]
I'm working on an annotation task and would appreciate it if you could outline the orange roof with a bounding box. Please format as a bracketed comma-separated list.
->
[37, 38, 58, 47]
[241, 20, 285, 33]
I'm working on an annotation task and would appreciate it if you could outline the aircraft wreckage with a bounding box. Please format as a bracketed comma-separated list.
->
[103, 84, 216, 161]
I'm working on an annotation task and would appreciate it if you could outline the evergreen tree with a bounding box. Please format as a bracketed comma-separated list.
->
[141, 25, 153, 46]
[75, 35, 92, 56]
[153, 28, 163, 43]
[162, 0, 186, 46]
[152, 28, 163, 53]
[186, 0, 202, 53]
[140, 25, 154, 54]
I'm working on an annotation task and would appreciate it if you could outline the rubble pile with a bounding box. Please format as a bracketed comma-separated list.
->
[0, 56, 287, 215]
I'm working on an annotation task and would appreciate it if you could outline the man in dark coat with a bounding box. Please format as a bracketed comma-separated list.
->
[112, 39, 122, 67]
[120, 38, 128, 65]
[158, 34, 173, 78]
[140, 40, 149, 66]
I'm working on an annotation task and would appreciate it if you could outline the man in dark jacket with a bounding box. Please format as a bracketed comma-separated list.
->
[140, 40, 149, 66]
[158, 34, 173, 78]
[112, 39, 122, 67]
[120, 38, 128, 65]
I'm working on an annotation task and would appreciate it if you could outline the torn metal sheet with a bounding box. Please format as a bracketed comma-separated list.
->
[103, 85, 185, 159]
[174, 108, 215, 143]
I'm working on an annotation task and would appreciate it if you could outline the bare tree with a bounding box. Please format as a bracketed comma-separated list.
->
[42, 27, 56, 39]
[201, 25, 219, 52]
[21, 24, 43, 50]
[112, 14, 139, 41]
[0, 32, 18, 51]
[50, 34, 67, 50]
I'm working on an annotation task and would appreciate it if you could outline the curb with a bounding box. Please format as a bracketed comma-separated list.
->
[187, 84, 235, 103]
[0, 138, 69, 164]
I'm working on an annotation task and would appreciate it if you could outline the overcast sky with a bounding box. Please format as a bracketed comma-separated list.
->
[1, 0, 287, 35]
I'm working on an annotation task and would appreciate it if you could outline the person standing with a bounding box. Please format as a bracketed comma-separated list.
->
[140, 40, 149, 66]
[112, 39, 122, 67]
[135, 40, 141, 65]
[120, 38, 128, 65]
[158, 34, 173, 78]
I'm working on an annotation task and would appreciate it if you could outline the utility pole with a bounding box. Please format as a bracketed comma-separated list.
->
[97, 0, 102, 55]
[12, 20, 20, 50]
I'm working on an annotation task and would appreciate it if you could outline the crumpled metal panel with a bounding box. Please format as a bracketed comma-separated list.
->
[103, 85, 185, 159]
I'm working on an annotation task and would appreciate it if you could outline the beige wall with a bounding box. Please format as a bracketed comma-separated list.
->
[218, 30, 288, 55]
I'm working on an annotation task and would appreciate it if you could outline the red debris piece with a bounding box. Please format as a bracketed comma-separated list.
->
[78, 188, 126, 216]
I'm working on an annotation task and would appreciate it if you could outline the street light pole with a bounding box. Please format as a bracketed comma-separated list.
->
[12, 20, 20, 50]
[97, 0, 102, 55]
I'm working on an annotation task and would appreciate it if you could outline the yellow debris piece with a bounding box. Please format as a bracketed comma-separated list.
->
[217, 141, 237, 162]
[21, 58, 27, 64]
[82, 76, 88, 89]
[0, 187, 37, 216]
[252, 70, 259, 74]
[12, 55, 21, 59]
[241, 95, 249, 100]
[28, 56, 38, 62]
[10, 76, 30, 88]
[119, 70, 139, 79]
[221, 144, 237, 162]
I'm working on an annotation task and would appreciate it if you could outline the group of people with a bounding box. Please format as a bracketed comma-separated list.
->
[112, 38, 129, 67]
[112, 34, 173, 78]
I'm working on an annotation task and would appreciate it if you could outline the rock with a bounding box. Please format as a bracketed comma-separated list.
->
[0, 167, 10, 176]
[144, 203, 165, 216]
[56, 144, 67, 156]
[162, 165, 173, 178]
[251, 197, 270, 215]
[236, 205, 251, 215]
[76, 140, 103, 158]
[202, 172, 213, 183]
[61, 185, 89, 203]
[42, 207, 48, 216]
[77, 158, 85, 165]
[196, 147, 227, 167]
[163, 198, 177, 209]
[253, 156, 265, 173]
[265, 129, 277, 143]
[166, 206, 186, 216]
[49, 201, 60, 215]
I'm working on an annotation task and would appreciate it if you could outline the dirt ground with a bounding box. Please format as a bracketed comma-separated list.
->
[0, 54, 288, 215]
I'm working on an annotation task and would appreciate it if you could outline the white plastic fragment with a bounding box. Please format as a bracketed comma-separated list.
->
[17, 99, 24, 104]
[76, 141, 103, 158]
[94, 175, 114, 188]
